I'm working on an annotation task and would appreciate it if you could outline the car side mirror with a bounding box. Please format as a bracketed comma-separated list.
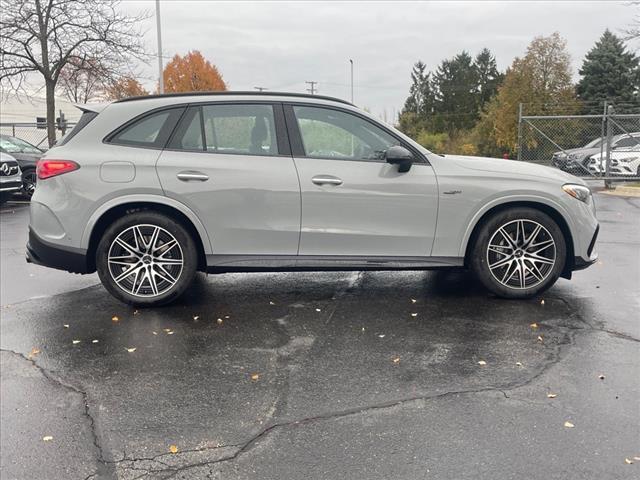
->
[385, 145, 413, 173]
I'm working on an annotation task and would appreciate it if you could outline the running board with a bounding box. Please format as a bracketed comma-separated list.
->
[206, 255, 464, 273]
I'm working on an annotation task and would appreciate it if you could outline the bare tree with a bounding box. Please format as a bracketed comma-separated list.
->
[623, 1, 640, 47]
[58, 55, 109, 104]
[0, 0, 149, 146]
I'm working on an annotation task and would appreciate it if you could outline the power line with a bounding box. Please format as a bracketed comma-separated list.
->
[305, 81, 318, 95]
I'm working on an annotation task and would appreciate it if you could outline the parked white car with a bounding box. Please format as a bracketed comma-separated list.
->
[587, 140, 640, 176]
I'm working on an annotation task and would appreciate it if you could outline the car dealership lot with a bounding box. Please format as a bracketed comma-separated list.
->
[1, 193, 638, 480]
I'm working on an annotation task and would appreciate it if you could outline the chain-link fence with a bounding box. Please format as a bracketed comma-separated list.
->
[0, 122, 76, 150]
[518, 105, 640, 183]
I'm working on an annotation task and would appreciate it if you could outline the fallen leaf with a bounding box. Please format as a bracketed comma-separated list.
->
[193, 315, 200, 320]
[624, 458, 633, 465]
[63, 324, 70, 328]
[598, 374, 605, 380]
[125, 347, 136, 353]
[478, 360, 487, 366]
[540, 299, 545, 306]
[378, 334, 385, 338]
[410, 313, 418, 317]
[411, 298, 417, 303]
[392, 357, 400, 363]
[361, 327, 365, 332]
[42, 436, 53, 442]
[111, 316, 119, 322]
[564, 421, 574, 428]
[634, 456, 640, 461]
[163, 328, 172, 332]
[92, 339, 99, 344]
[167, 331, 174, 335]
[315, 308, 322, 312]
[537, 335, 544, 343]
[72, 340, 81, 344]
[133, 310, 139, 316]
[224, 315, 230, 319]
[28, 348, 41, 358]
[250, 373, 260, 381]
[169, 444, 178, 454]
[530, 323, 538, 329]
[152, 331, 158, 335]
[515, 362, 523, 367]
[269, 301, 275, 305]
[547, 393, 557, 399]
[217, 318, 223, 325]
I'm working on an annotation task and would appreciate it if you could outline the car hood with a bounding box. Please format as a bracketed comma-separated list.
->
[444, 154, 584, 185]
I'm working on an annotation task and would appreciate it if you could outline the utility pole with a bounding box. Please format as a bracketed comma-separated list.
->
[305, 81, 317, 95]
[349, 59, 354, 103]
[156, 0, 164, 94]
[254, 87, 268, 92]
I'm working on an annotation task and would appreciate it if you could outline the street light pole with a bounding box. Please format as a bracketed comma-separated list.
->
[349, 59, 354, 103]
[156, 0, 164, 94]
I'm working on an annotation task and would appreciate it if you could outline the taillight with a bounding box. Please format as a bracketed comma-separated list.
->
[37, 160, 80, 179]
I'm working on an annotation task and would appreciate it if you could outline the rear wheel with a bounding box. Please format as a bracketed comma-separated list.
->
[470, 208, 566, 298]
[96, 211, 198, 307]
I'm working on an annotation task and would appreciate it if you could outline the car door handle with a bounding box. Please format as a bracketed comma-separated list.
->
[312, 175, 343, 186]
[177, 171, 209, 182]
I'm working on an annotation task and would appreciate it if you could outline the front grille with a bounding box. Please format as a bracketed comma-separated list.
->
[0, 161, 20, 177]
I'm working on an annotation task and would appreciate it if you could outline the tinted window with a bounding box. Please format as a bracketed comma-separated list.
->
[614, 136, 640, 148]
[58, 111, 97, 146]
[169, 104, 278, 156]
[293, 106, 398, 161]
[110, 108, 184, 148]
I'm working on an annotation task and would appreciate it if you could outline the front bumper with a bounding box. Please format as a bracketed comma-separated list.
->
[572, 224, 599, 271]
[26, 228, 90, 274]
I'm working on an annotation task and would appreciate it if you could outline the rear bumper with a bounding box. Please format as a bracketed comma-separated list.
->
[26, 228, 90, 274]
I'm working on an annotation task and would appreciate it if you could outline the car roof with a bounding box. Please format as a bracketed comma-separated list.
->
[112, 91, 353, 106]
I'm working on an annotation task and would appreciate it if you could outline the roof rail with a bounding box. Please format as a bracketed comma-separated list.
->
[113, 91, 353, 106]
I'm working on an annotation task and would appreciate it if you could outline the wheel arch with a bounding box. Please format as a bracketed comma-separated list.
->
[462, 200, 575, 278]
[84, 196, 211, 273]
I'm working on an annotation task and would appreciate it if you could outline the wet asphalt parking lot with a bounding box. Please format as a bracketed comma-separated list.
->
[0, 192, 639, 480]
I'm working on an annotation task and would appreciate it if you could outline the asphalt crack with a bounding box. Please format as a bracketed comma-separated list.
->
[0, 348, 113, 479]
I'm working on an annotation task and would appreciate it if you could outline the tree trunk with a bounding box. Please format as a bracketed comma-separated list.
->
[45, 80, 56, 147]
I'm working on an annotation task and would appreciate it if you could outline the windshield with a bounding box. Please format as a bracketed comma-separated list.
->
[0, 135, 43, 154]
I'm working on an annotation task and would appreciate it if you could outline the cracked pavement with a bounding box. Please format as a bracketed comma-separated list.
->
[1, 193, 639, 479]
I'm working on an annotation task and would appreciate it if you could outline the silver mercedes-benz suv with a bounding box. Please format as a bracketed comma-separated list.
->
[27, 92, 599, 306]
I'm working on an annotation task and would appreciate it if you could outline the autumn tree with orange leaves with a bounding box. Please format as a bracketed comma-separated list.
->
[163, 51, 227, 93]
[104, 76, 149, 100]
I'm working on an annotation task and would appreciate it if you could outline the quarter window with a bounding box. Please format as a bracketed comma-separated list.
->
[169, 104, 278, 156]
[293, 106, 398, 161]
[110, 108, 184, 148]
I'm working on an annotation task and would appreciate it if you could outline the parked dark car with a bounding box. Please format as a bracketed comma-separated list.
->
[0, 134, 44, 198]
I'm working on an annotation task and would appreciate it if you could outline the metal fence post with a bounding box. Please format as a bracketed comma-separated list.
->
[517, 103, 523, 161]
[604, 105, 614, 189]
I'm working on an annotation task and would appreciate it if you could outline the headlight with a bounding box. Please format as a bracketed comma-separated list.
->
[568, 153, 581, 160]
[563, 184, 592, 203]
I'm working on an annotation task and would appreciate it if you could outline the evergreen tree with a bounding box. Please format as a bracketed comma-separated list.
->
[474, 48, 503, 109]
[577, 30, 639, 111]
[432, 51, 478, 132]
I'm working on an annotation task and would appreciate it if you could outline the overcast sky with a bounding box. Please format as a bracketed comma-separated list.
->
[121, 1, 635, 120]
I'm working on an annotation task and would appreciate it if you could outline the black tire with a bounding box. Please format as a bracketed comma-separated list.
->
[470, 207, 566, 299]
[21, 169, 37, 199]
[96, 211, 198, 307]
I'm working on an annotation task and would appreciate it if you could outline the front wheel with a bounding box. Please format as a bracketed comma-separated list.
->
[96, 211, 198, 307]
[21, 169, 37, 199]
[470, 208, 566, 299]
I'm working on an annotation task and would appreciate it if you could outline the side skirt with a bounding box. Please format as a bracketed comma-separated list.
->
[205, 255, 464, 274]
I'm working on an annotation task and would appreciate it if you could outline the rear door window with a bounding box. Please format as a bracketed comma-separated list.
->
[168, 104, 278, 156]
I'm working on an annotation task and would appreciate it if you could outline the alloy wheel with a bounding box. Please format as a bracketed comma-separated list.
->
[107, 224, 184, 297]
[23, 171, 37, 198]
[486, 219, 556, 290]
